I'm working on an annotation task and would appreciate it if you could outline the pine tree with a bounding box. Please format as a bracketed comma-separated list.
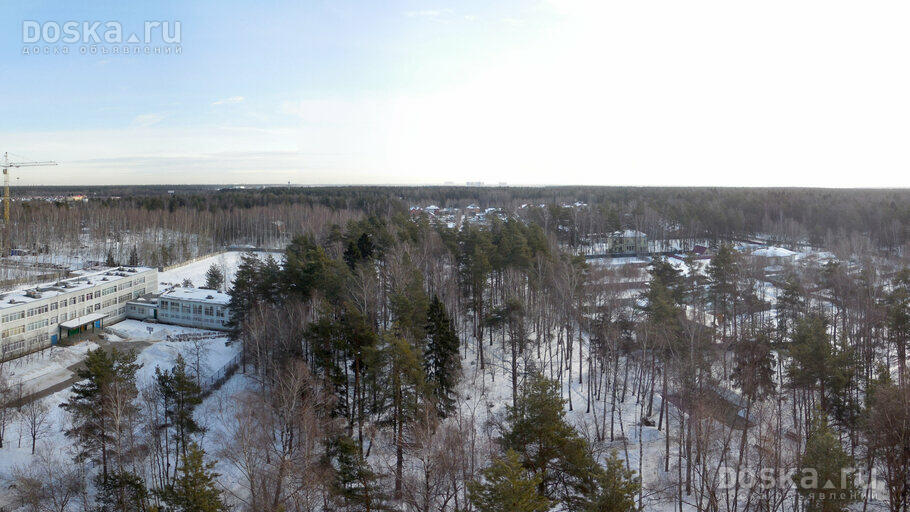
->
[468, 450, 551, 512]
[158, 443, 226, 512]
[203, 263, 225, 290]
[106, 248, 117, 267]
[155, 354, 203, 472]
[424, 294, 461, 416]
[794, 417, 858, 512]
[128, 246, 139, 266]
[61, 347, 141, 483]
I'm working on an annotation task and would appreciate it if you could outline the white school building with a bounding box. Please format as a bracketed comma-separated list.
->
[0, 266, 158, 360]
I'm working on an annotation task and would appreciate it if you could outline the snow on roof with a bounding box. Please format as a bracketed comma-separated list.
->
[160, 287, 230, 305]
[0, 266, 156, 310]
[60, 312, 107, 329]
[752, 246, 797, 258]
[612, 230, 646, 238]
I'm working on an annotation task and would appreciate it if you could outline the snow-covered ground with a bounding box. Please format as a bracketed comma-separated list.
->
[158, 250, 282, 291]
[0, 320, 240, 489]
[0, 342, 99, 396]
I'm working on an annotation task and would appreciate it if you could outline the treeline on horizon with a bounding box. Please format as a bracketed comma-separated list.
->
[9, 185, 910, 263]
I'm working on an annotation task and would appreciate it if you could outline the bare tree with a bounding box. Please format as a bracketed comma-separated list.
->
[20, 397, 52, 454]
[4, 448, 86, 512]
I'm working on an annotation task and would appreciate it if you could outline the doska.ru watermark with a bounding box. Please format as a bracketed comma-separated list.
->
[715, 465, 882, 495]
[21, 20, 181, 56]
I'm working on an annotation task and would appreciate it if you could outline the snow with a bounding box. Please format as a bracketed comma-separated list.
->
[752, 246, 797, 258]
[0, 341, 99, 396]
[0, 319, 240, 492]
[158, 250, 282, 291]
[107, 318, 221, 341]
[160, 287, 231, 305]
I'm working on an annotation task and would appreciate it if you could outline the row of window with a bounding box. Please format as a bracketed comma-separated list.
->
[1, 286, 151, 327]
[159, 303, 226, 318]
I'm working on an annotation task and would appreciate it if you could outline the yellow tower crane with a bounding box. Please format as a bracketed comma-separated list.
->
[0, 152, 57, 257]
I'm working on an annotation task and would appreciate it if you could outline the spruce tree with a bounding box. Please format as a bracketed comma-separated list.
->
[468, 450, 551, 512]
[794, 417, 857, 512]
[503, 373, 640, 508]
[128, 246, 139, 266]
[424, 294, 460, 416]
[581, 452, 640, 512]
[203, 263, 225, 290]
[158, 443, 226, 512]
[227, 252, 264, 333]
[106, 248, 117, 267]
[325, 435, 387, 511]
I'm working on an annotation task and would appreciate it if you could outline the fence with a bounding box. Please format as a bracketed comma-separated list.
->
[165, 332, 223, 342]
[201, 350, 242, 396]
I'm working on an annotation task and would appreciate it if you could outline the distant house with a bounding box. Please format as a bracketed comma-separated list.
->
[751, 246, 798, 266]
[608, 230, 648, 255]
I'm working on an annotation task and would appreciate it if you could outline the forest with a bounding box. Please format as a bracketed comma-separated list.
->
[0, 185, 908, 512]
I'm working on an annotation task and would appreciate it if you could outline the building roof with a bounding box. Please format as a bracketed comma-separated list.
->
[160, 287, 230, 305]
[752, 246, 797, 258]
[0, 266, 156, 311]
[612, 230, 646, 238]
[60, 312, 107, 329]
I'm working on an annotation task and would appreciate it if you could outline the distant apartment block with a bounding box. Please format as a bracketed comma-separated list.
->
[0, 266, 158, 360]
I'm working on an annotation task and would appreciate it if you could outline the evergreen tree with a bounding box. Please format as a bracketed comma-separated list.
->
[60, 347, 141, 483]
[325, 435, 387, 511]
[776, 275, 805, 339]
[503, 373, 639, 508]
[95, 470, 149, 512]
[128, 246, 139, 266]
[158, 443, 226, 512]
[794, 417, 857, 512]
[227, 252, 264, 333]
[203, 263, 225, 290]
[155, 354, 203, 471]
[787, 315, 834, 414]
[579, 452, 640, 512]
[468, 450, 551, 512]
[424, 295, 461, 416]
[106, 248, 117, 267]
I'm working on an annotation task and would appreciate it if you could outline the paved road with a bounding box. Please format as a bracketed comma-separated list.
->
[11, 336, 153, 407]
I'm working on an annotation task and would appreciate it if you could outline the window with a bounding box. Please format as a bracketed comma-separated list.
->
[2, 311, 24, 323]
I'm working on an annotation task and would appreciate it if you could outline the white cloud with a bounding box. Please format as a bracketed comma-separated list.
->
[130, 113, 168, 128]
[212, 96, 245, 106]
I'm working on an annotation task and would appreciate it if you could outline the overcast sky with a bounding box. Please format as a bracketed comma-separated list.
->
[2, 0, 909, 186]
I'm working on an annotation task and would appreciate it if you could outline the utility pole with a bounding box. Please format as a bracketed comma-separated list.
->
[0, 152, 57, 257]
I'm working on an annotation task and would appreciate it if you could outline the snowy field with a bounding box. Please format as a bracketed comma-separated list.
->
[0, 342, 100, 396]
[158, 250, 282, 291]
